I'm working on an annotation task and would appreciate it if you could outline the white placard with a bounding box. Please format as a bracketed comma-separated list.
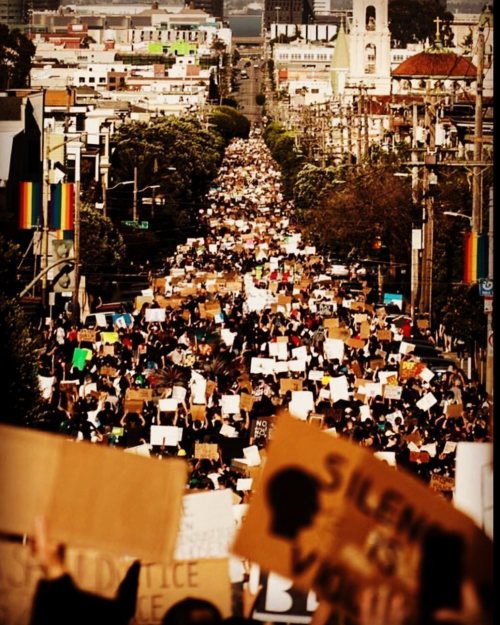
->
[190, 370, 207, 405]
[150, 425, 182, 446]
[291, 346, 308, 361]
[250, 357, 275, 375]
[220, 423, 238, 438]
[236, 478, 253, 491]
[174, 489, 235, 560]
[323, 338, 344, 362]
[145, 307, 166, 322]
[420, 442, 437, 457]
[374, 451, 397, 467]
[288, 359, 307, 372]
[442, 441, 457, 454]
[289, 391, 314, 420]
[221, 394, 240, 415]
[308, 370, 324, 381]
[159, 398, 178, 412]
[329, 375, 350, 402]
[418, 366, 435, 382]
[243, 445, 261, 466]
[416, 392, 437, 411]
[359, 405, 372, 421]
[172, 386, 187, 402]
[399, 341, 415, 355]
[221, 328, 236, 347]
[124, 443, 152, 457]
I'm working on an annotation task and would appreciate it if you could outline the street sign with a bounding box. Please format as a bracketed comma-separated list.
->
[479, 279, 493, 297]
[121, 220, 149, 229]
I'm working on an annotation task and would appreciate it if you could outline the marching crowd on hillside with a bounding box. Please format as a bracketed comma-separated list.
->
[36, 129, 491, 495]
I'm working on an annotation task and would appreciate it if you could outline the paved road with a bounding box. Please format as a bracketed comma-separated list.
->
[233, 49, 264, 127]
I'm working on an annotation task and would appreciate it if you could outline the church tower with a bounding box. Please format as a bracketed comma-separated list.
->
[348, 0, 392, 95]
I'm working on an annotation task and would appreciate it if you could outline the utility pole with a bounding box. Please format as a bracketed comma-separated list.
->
[419, 88, 437, 316]
[132, 165, 138, 221]
[485, 186, 493, 408]
[72, 140, 82, 323]
[471, 9, 487, 235]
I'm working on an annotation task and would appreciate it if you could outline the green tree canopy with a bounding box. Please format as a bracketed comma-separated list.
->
[0, 25, 36, 89]
[0, 235, 43, 425]
[389, 0, 454, 47]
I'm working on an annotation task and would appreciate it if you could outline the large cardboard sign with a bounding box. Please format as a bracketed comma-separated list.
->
[231, 415, 493, 624]
[249, 565, 318, 623]
[0, 425, 187, 562]
[0, 541, 231, 625]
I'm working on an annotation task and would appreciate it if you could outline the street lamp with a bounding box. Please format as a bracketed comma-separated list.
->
[443, 211, 473, 225]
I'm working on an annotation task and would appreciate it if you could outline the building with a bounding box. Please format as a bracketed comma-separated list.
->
[263, 0, 314, 32]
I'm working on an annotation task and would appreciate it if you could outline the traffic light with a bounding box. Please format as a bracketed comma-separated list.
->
[51, 239, 75, 292]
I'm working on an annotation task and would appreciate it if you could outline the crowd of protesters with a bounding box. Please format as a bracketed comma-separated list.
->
[35, 128, 492, 500]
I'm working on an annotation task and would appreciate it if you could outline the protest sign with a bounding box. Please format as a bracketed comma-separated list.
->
[190, 404, 207, 422]
[0, 425, 187, 561]
[280, 378, 303, 395]
[289, 391, 314, 420]
[239, 392, 254, 413]
[145, 307, 166, 323]
[159, 398, 178, 412]
[221, 394, 241, 415]
[249, 566, 318, 624]
[150, 425, 182, 446]
[174, 490, 235, 561]
[0, 541, 231, 625]
[78, 329, 96, 343]
[231, 415, 492, 624]
[250, 416, 275, 442]
[445, 403, 464, 418]
[194, 443, 220, 461]
[383, 384, 403, 400]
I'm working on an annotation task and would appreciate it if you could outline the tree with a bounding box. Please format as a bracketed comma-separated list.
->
[389, 0, 454, 47]
[79, 203, 126, 280]
[293, 164, 341, 213]
[0, 235, 44, 425]
[0, 24, 36, 89]
[300, 162, 413, 263]
[208, 105, 251, 142]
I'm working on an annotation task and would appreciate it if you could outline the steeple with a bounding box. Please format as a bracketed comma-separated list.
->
[331, 20, 350, 95]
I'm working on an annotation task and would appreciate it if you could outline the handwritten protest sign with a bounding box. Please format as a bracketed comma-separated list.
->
[231, 414, 492, 624]
[194, 443, 219, 461]
[0, 541, 231, 625]
[250, 416, 275, 442]
[0, 425, 187, 561]
[174, 490, 235, 561]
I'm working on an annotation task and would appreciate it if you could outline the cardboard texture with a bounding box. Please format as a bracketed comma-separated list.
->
[0, 425, 187, 562]
[0, 541, 231, 625]
[194, 443, 220, 461]
[231, 415, 492, 624]
[78, 329, 96, 343]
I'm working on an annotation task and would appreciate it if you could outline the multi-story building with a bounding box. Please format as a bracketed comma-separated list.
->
[263, 0, 315, 32]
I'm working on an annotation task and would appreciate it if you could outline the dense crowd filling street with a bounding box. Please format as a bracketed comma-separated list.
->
[37, 130, 491, 493]
[19, 129, 492, 623]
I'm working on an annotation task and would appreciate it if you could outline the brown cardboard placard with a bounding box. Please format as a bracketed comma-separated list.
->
[350, 302, 365, 312]
[153, 277, 166, 293]
[279, 378, 303, 395]
[0, 425, 187, 561]
[345, 338, 365, 350]
[377, 329, 393, 342]
[323, 318, 339, 330]
[78, 329, 97, 343]
[190, 404, 207, 422]
[328, 327, 350, 340]
[446, 403, 464, 418]
[239, 392, 254, 412]
[194, 442, 220, 461]
[0, 541, 231, 624]
[231, 415, 492, 623]
[135, 295, 154, 310]
[417, 319, 430, 330]
[429, 473, 455, 493]
[99, 366, 118, 377]
[359, 321, 371, 339]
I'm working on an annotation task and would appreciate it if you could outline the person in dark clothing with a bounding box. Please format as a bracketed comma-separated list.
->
[28, 516, 140, 625]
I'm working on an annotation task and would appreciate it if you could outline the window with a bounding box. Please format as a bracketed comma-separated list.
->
[366, 5, 376, 30]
